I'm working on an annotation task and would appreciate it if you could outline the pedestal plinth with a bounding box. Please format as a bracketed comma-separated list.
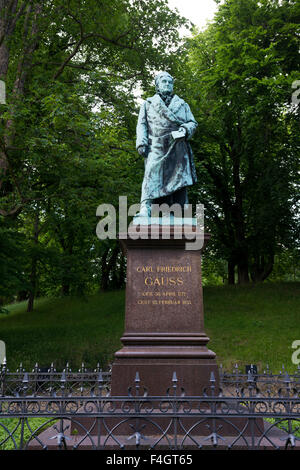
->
[70, 224, 263, 442]
[111, 225, 218, 396]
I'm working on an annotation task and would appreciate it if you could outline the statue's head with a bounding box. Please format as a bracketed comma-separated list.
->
[155, 71, 174, 95]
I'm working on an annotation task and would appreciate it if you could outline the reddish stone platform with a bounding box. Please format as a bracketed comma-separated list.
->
[111, 224, 218, 396]
[70, 224, 263, 440]
[29, 418, 288, 450]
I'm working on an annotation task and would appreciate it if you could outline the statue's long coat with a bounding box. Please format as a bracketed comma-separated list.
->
[136, 94, 198, 203]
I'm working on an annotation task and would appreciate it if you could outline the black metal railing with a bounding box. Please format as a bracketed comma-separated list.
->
[0, 362, 299, 450]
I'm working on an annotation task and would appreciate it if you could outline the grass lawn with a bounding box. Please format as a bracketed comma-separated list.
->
[203, 282, 300, 372]
[1, 282, 299, 373]
[0, 418, 55, 450]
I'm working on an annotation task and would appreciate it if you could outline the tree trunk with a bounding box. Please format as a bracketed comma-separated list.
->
[0, 42, 9, 78]
[27, 211, 40, 312]
[237, 252, 250, 284]
[17, 290, 28, 302]
[0, 1, 44, 204]
[228, 259, 235, 285]
[250, 254, 274, 283]
[0, 40, 10, 181]
[100, 244, 120, 291]
[100, 246, 110, 291]
[62, 283, 70, 296]
[117, 251, 126, 288]
[26, 267, 36, 312]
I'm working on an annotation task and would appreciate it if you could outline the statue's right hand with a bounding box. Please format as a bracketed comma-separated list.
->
[138, 145, 148, 157]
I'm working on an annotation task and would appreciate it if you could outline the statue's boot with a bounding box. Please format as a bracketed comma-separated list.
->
[136, 199, 151, 218]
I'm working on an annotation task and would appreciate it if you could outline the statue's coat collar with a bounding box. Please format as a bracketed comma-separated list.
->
[146, 94, 185, 124]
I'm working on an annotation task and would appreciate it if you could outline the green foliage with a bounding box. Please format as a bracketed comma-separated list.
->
[268, 248, 300, 282]
[264, 419, 300, 439]
[0, 0, 187, 304]
[1, 283, 299, 372]
[0, 0, 298, 304]
[177, 0, 299, 283]
[202, 253, 228, 286]
[0, 218, 28, 305]
[0, 418, 54, 450]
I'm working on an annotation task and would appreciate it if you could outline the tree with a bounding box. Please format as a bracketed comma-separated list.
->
[0, 0, 187, 214]
[0, 215, 28, 308]
[0, 0, 189, 305]
[179, 0, 299, 283]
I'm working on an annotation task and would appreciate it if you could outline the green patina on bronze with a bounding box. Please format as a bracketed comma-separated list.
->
[136, 72, 198, 216]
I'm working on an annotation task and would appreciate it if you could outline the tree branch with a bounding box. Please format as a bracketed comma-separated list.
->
[53, 36, 85, 80]
[52, 6, 137, 80]
[0, 0, 28, 47]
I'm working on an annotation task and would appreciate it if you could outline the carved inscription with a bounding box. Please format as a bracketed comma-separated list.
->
[135, 265, 192, 306]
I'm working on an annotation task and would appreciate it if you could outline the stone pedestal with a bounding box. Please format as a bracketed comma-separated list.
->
[70, 224, 263, 441]
[111, 224, 218, 396]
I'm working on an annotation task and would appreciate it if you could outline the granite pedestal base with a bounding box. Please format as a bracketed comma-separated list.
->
[71, 225, 262, 438]
[111, 225, 217, 396]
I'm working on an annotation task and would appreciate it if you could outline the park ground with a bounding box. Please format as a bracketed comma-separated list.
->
[1, 282, 299, 373]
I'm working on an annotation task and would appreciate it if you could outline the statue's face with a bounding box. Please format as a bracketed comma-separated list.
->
[157, 74, 174, 95]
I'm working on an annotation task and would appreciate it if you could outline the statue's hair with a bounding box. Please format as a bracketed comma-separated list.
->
[155, 71, 174, 90]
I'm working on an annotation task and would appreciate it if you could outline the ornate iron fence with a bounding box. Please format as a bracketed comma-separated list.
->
[0, 362, 299, 450]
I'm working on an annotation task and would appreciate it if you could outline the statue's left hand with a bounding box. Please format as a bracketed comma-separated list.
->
[178, 127, 187, 137]
[171, 127, 187, 141]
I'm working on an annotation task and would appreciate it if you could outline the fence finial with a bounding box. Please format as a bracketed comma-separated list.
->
[284, 371, 291, 385]
[22, 372, 29, 384]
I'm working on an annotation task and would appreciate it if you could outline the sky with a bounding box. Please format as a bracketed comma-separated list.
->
[133, 1, 220, 102]
[167, 0, 219, 32]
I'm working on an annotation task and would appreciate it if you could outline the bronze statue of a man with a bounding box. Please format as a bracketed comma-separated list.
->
[136, 71, 198, 217]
